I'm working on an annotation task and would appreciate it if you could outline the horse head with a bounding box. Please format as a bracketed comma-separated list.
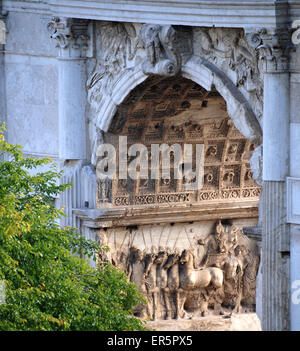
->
[163, 250, 180, 269]
[154, 249, 167, 265]
[179, 249, 193, 265]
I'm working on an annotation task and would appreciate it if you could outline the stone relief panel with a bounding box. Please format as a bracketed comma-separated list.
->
[85, 24, 262, 322]
[87, 22, 192, 120]
[193, 27, 263, 120]
[97, 219, 259, 320]
[97, 76, 261, 207]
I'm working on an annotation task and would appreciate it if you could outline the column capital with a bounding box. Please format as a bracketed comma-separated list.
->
[247, 27, 294, 73]
[47, 17, 90, 59]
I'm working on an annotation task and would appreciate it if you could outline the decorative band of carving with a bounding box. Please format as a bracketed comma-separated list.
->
[112, 188, 260, 207]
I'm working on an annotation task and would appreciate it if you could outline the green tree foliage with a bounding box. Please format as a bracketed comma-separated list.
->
[0, 123, 146, 331]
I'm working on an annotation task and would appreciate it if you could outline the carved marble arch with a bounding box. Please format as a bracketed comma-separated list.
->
[94, 55, 262, 144]
[98, 75, 261, 217]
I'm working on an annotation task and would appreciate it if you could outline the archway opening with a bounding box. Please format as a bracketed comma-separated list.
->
[99, 75, 261, 210]
[96, 75, 261, 320]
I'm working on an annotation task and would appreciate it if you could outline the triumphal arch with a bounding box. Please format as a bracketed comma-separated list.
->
[1, 0, 300, 330]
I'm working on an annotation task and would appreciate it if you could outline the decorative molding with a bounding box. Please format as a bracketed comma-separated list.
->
[73, 200, 259, 228]
[287, 177, 300, 224]
[3, 0, 296, 30]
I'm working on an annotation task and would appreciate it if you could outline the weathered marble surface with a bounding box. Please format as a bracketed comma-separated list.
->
[98, 220, 259, 320]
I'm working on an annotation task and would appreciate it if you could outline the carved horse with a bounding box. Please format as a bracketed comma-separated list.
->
[179, 249, 224, 316]
[179, 249, 224, 290]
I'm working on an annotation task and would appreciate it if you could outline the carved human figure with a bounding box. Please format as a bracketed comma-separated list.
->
[235, 245, 259, 310]
[227, 226, 239, 254]
[193, 236, 209, 268]
[231, 35, 259, 91]
[128, 247, 147, 318]
[154, 247, 169, 319]
[220, 252, 243, 312]
[163, 248, 182, 319]
[144, 246, 158, 320]
[215, 220, 228, 254]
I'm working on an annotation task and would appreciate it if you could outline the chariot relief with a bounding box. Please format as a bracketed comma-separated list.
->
[98, 220, 259, 320]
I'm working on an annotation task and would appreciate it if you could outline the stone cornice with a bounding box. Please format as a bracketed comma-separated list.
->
[73, 199, 259, 228]
[2, 0, 298, 30]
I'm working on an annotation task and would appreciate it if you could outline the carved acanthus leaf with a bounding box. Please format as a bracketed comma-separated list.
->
[247, 28, 293, 72]
[47, 17, 89, 53]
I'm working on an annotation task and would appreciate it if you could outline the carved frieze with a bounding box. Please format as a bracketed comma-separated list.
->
[193, 27, 263, 119]
[98, 220, 260, 319]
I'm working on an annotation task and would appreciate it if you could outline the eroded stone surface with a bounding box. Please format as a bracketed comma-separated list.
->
[98, 220, 260, 320]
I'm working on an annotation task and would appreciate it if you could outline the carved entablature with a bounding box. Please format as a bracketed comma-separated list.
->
[97, 76, 261, 208]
